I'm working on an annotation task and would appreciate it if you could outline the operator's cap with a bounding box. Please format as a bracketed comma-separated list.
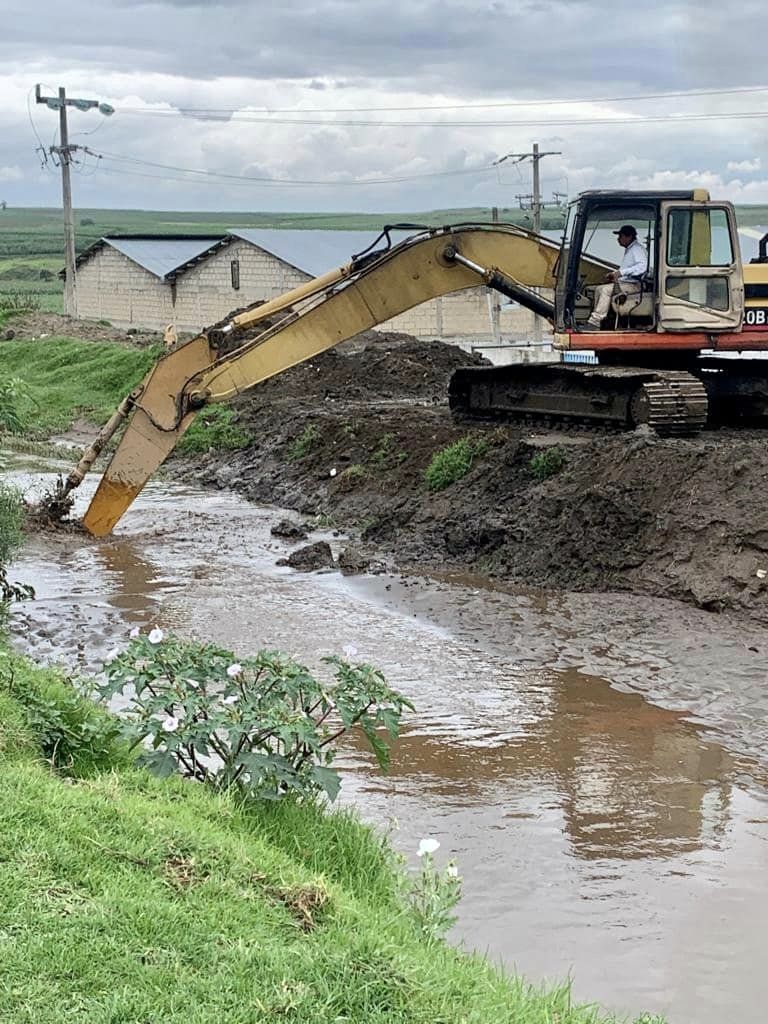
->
[613, 224, 637, 238]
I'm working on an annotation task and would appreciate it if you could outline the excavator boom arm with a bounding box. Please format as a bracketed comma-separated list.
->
[79, 223, 593, 536]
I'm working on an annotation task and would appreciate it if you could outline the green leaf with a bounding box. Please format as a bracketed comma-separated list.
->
[362, 724, 391, 772]
[310, 765, 342, 802]
[139, 747, 178, 778]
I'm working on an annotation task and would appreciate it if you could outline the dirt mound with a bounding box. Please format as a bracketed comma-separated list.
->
[6, 312, 163, 347]
[173, 334, 768, 625]
[247, 333, 487, 405]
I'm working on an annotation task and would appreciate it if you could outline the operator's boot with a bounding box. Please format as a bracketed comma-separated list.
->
[581, 319, 602, 332]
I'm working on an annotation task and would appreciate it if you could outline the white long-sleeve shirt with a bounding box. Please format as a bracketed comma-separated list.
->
[618, 239, 648, 282]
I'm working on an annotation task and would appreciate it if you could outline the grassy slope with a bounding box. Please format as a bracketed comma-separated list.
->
[0, 338, 159, 436]
[0, 651, 645, 1024]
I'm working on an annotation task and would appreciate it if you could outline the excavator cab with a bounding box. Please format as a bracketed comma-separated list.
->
[555, 190, 744, 339]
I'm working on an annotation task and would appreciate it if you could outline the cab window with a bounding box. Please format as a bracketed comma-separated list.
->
[666, 208, 733, 267]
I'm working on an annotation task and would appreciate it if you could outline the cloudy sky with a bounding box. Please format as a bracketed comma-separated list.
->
[2, 0, 768, 213]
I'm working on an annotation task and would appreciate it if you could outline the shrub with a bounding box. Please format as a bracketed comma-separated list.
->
[0, 292, 39, 315]
[100, 628, 413, 803]
[0, 480, 24, 564]
[530, 446, 567, 480]
[2, 662, 124, 775]
[177, 405, 251, 454]
[287, 423, 319, 461]
[0, 376, 37, 435]
[0, 479, 33, 621]
[424, 435, 489, 491]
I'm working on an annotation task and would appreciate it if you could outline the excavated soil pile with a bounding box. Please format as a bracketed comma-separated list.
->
[6, 312, 163, 347]
[176, 335, 768, 624]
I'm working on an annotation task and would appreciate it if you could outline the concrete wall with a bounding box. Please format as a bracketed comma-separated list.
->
[75, 238, 544, 345]
[76, 247, 170, 327]
[172, 240, 307, 330]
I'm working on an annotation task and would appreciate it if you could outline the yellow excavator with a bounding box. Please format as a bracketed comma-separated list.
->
[60, 187, 768, 536]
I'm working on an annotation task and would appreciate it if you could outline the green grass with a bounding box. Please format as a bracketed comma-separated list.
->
[0, 338, 159, 436]
[287, 423, 320, 461]
[177, 405, 252, 455]
[530, 446, 568, 480]
[425, 436, 489, 492]
[0, 648, 657, 1024]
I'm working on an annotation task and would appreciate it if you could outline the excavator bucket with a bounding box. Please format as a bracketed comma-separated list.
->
[82, 335, 215, 536]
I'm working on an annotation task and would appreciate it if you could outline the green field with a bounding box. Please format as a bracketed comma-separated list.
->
[3, 202, 768, 317]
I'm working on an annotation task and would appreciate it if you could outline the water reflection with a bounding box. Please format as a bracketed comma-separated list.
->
[342, 668, 732, 862]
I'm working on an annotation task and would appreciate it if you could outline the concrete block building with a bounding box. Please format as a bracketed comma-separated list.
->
[71, 228, 541, 345]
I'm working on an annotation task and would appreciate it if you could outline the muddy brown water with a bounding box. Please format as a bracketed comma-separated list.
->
[9, 454, 768, 1024]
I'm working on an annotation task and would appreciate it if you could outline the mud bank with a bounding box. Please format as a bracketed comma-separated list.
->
[168, 335, 768, 624]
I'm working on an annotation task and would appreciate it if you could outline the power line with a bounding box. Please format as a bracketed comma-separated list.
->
[107, 108, 768, 129]
[118, 83, 768, 117]
[93, 150, 500, 186]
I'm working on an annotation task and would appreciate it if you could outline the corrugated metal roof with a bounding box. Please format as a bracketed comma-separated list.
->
[104, 236, 224, 279]
[228, 228, 414, 277]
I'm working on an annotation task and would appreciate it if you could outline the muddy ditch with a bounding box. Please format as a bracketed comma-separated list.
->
[163, 334, 768, 626]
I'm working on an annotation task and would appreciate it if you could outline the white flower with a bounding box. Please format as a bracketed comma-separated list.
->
[446, 863, 459, 878]
[226, 663, 242, 678]
[342, 644, 358, 660]
[148, 627, 164, 645]
[757, 569, 767, 580]
[329, 467, 337, 478]
[104, 647, 120, 664]
[222, 694, 239, 705]
[129, 626, 141, 639]
[161, 715, 179, 733]
[417, 838, 440, 857]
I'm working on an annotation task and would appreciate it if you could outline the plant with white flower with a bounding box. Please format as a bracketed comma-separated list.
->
[98, 626, 413, 803]
[409, 836, 462, 941]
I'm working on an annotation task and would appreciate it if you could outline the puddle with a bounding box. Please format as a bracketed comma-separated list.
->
[8, 456, 768, 1023]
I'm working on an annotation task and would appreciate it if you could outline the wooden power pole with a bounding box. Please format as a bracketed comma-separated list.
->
[35, 85, 114, 317]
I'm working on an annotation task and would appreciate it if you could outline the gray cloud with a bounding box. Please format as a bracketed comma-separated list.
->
[1, 0, 767, 211]
[6, 0, 763, 91]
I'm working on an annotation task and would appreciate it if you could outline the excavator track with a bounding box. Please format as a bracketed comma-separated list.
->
[448, 363, 709, 436]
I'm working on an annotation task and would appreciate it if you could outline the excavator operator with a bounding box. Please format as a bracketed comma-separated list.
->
[583, 224, 648, 331]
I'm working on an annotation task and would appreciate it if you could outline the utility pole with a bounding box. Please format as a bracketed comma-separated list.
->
[494, 143, 561, 347]
[494, 142, 562, 233]
[35, 85, 114, 317]
[489, 206, 501, 342]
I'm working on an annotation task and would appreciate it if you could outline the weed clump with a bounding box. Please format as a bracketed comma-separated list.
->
[425, 435, 489, 491]
[287, 423, 319, 461]
[178, 405, 251, 454]
[337, 463, 369, 491]
[530, 446, 567, 480]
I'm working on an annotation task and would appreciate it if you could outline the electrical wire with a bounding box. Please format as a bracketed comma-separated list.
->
[117, 83, 768, 117]
[103, 108, 768, 129]
[93, 150, 499, 186]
